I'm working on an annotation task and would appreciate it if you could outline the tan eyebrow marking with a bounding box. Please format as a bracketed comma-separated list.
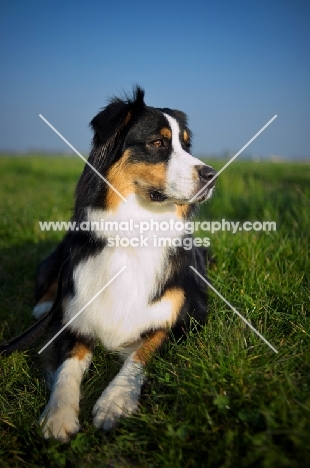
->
[160, 127, 172, 139]
[183, 130, 189, 142]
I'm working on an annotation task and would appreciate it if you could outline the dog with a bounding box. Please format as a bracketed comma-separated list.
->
[23, 87, 217, 441]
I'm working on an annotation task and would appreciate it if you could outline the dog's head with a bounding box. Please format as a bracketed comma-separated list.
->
[76, 87, 217, 212]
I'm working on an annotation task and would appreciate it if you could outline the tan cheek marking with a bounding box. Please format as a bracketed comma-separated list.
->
[160, 127, 172, 139]
[133, 329, 167, 365]
[133, 162, 166, 189]
[105, 150, 134, 209]
[106, 150, 167, 210]
[72, 342, 91, 361]
[37, 280, 58, 304]
[175, 204, 190, 218]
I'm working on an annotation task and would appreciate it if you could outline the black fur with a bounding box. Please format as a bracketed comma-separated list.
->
[0, 86, 210, 358]
[0, 259, 68, 356]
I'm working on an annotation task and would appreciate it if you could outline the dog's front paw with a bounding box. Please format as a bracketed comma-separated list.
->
[39, 404, 80, 442]
[92, 384, 140, 430]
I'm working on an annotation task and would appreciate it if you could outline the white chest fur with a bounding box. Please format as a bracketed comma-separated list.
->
[65, 194, 186, 350]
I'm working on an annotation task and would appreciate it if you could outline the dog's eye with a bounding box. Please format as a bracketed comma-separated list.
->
[150, 190, 167, 202]
[152, 139, 165, 148]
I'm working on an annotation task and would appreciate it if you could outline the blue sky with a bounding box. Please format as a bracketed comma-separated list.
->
[0, 0, 309, 158]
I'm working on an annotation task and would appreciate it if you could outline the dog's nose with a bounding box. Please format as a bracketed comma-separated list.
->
[197, 165, 218, 188]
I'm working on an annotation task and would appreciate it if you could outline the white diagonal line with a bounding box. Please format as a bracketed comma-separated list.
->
[38, 266, 127, 354]
[190, 266, 278, 353]
[190, 115, 277, 202]
[39, 114, 127, 203]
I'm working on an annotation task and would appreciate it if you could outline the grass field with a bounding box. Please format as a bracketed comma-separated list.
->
[0, 155, 309, 467]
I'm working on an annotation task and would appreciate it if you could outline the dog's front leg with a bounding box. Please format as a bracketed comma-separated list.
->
[92, 329, 167, 430]
[39, 342, 92, 442]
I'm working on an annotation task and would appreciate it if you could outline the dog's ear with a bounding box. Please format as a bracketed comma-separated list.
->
[74, 87, 145, 213]
[90, 86, 145, 148]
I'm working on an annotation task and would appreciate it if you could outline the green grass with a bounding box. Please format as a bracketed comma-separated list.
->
[0, 155, 309, 467]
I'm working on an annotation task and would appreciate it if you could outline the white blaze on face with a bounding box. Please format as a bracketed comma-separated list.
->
[163, 113, 206, 201]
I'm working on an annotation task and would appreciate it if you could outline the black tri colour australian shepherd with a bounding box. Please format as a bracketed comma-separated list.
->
[1, 87, 217, 441]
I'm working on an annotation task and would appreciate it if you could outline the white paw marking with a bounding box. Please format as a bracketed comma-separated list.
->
[92, 358, 144, 430]
[32, 301, 53, 319]
[39, 404, 80, 442]
[92, 382, 141, 430]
